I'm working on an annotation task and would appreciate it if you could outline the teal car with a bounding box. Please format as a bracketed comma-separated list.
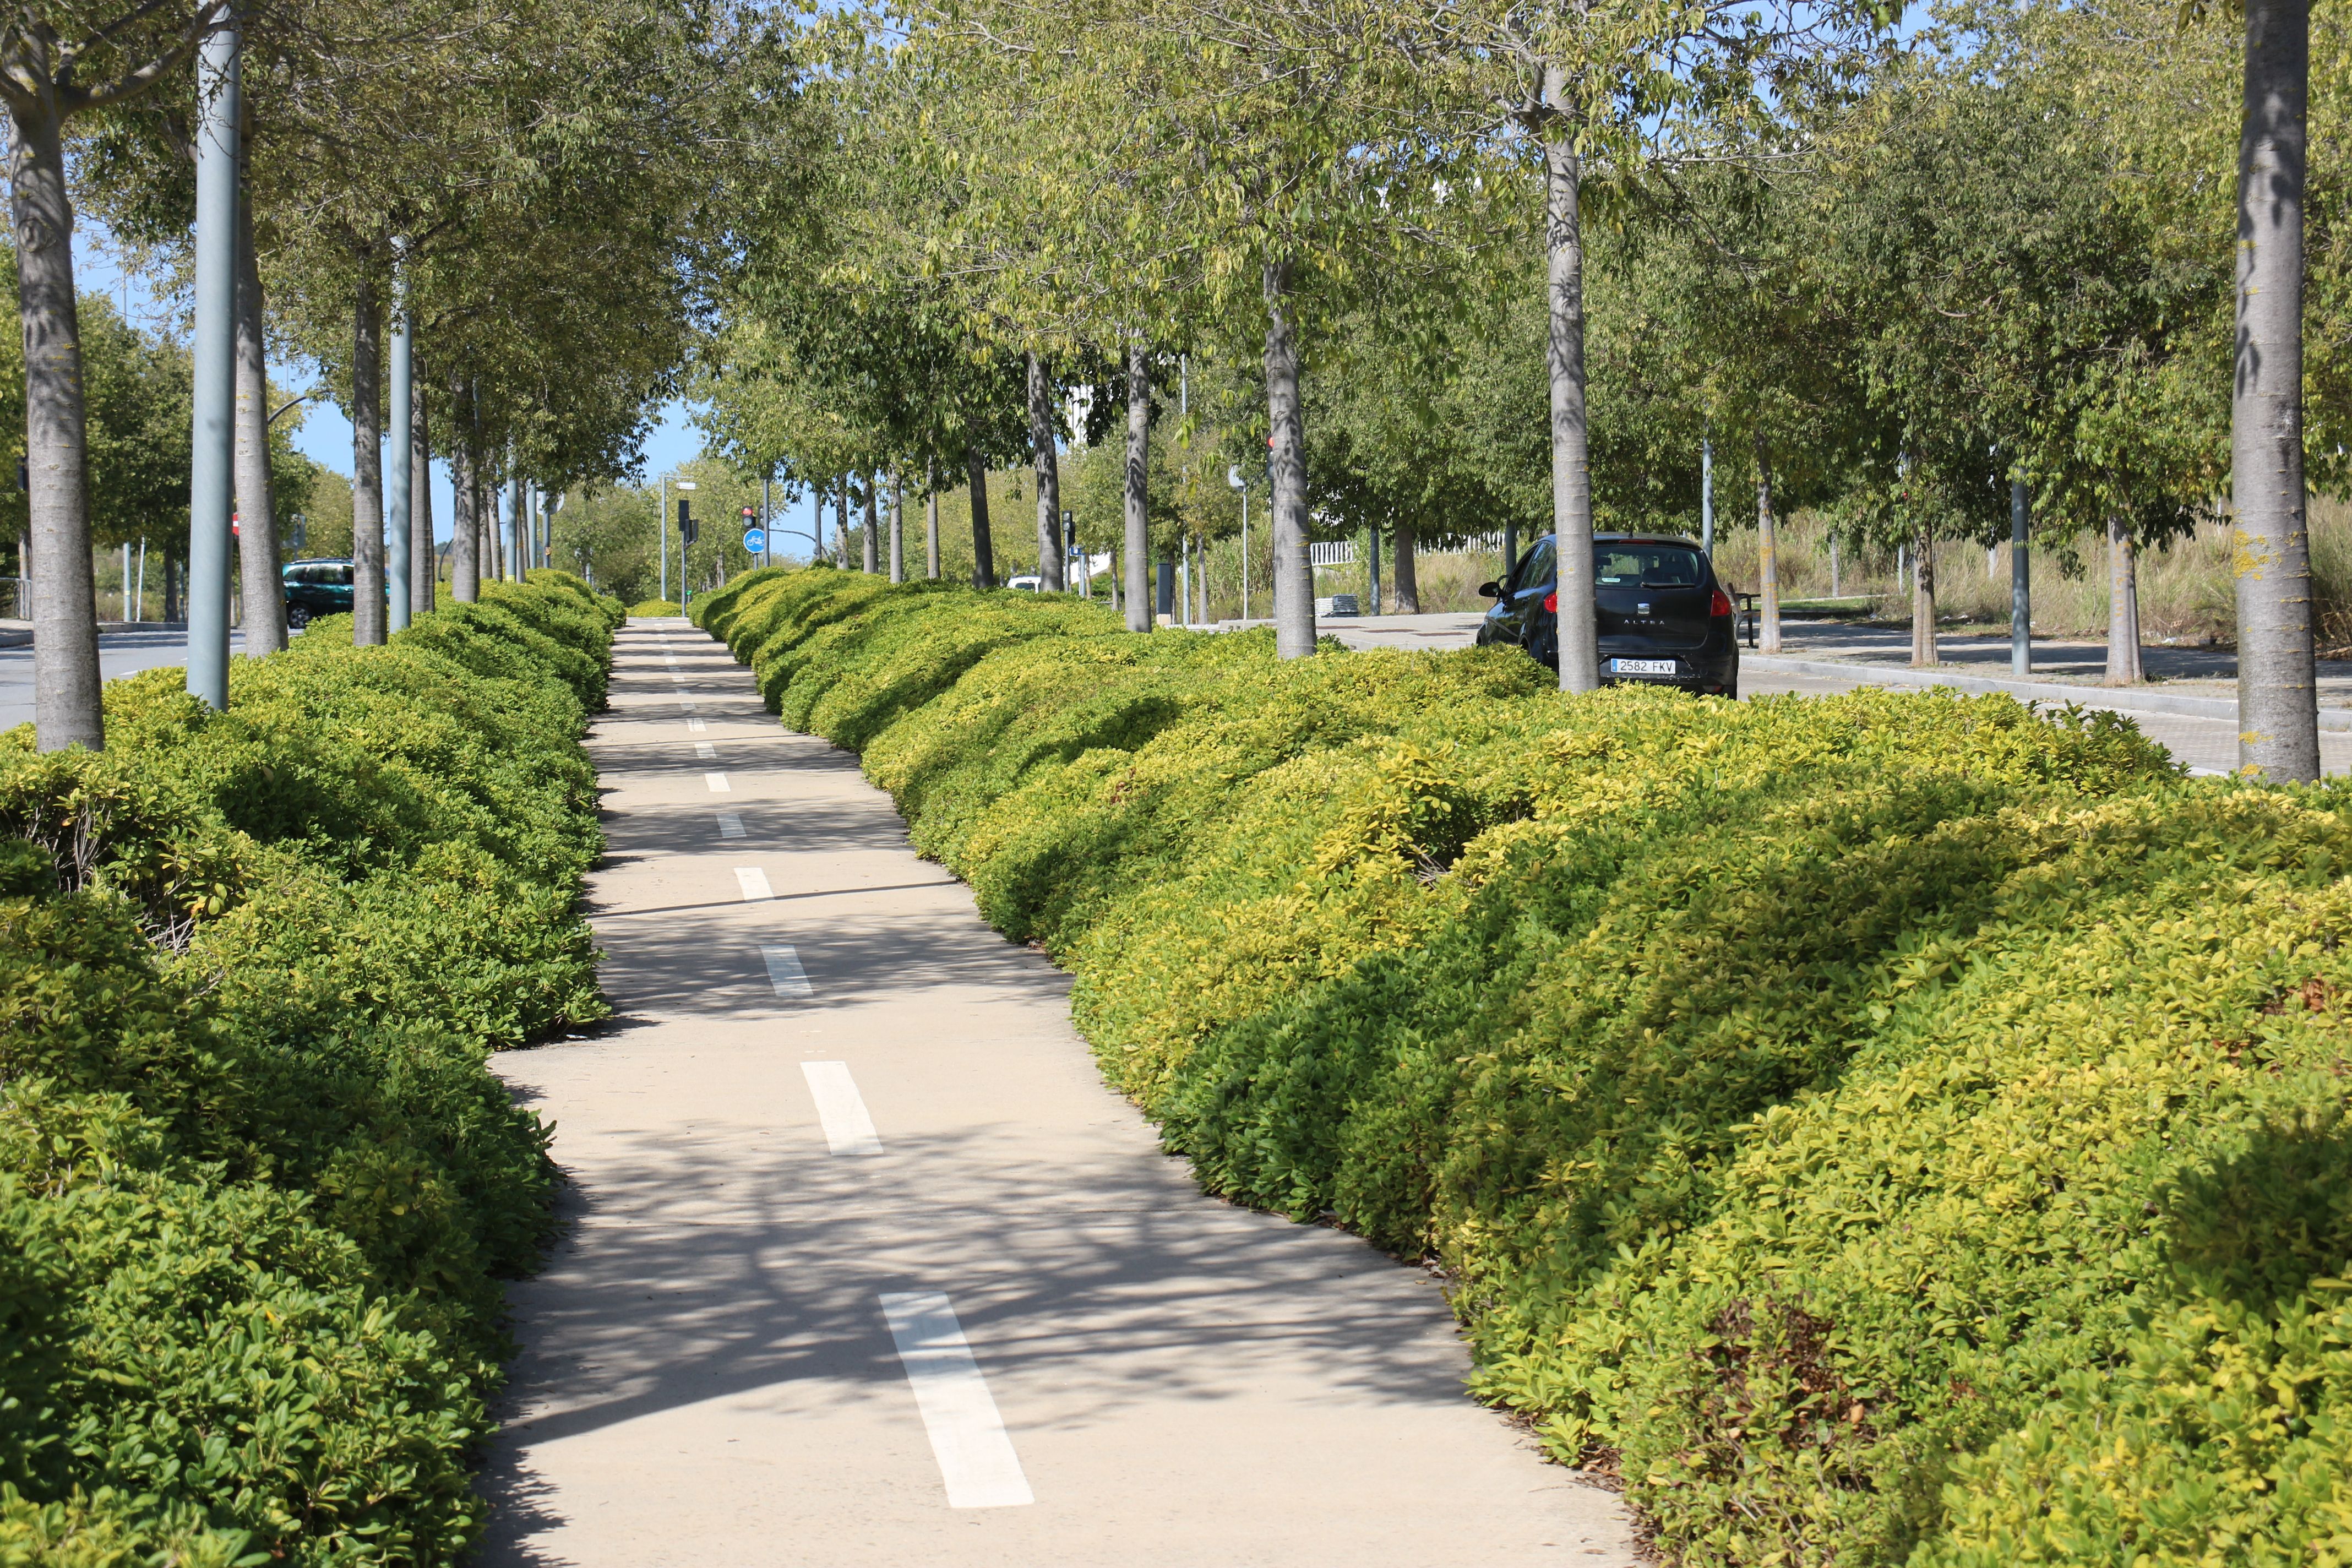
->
[282, 558, 353, 629]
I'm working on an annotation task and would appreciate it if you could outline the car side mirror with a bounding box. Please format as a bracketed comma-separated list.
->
[1478, 580, 1502, 598]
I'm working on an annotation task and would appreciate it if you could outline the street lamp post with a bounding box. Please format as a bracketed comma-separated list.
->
[1228, 466, 1248, 623]
[186, 12, 240, 709]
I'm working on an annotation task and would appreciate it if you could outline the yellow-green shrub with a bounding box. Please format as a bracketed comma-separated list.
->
[698, 569, 2352, 1566]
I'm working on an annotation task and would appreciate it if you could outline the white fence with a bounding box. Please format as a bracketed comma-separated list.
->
[1310, 532, 1510, 568]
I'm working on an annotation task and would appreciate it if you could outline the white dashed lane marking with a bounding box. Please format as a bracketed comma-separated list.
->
[801, 1060, 882, 1156]
[879, 1292, 1033, 1509]
[760, 944, 812, 997]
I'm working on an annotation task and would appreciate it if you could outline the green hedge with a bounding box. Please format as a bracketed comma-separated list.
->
[0, 574, 622, 1566]
[698, 565, 2352, 1567]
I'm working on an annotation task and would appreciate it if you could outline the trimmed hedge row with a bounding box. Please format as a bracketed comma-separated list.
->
[699, 565, 2352, 1567]
[0, 574, 622, 1566]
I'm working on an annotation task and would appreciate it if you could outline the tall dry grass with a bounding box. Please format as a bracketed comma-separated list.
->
[1705, 497, 2352, 651]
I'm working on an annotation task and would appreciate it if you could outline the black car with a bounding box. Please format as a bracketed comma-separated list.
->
[1476, 532, 1740, 698]
[282, 558, 355, 629]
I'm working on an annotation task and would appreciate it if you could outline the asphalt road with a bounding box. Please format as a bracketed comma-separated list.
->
[1320, 612, 2352, 777]
[0, 630, 246, 732]
[476, 622, 1637, 1567]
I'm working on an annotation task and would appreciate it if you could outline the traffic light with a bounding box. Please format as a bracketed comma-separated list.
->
[677, 497, 698, 546]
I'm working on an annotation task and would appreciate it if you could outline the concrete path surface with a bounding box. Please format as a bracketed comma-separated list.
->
[477, 619, 1639, 1567]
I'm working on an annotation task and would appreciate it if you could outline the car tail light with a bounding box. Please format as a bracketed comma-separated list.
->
[1709, 587, 1733, 618]
[1543, 591, 1557, 613]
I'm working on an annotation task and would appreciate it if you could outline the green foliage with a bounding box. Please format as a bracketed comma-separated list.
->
[628, 598, 682, 617]
[0, 573, 623, 1565]
[700, 568, 2352, 1566]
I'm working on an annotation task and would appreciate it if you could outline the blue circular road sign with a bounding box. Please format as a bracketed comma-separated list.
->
[742, 527, 768, 554]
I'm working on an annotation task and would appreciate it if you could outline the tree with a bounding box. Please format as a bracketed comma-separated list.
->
[1805, 30, 2226, 677]
[891, 0, 1468, 654]
[4, 0, 223, 747]
[2234, 0, 2315, 776]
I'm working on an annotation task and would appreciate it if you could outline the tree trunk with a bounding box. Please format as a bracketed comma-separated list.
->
[449, 406, 478, 602]
[507, 477, 522, 582]
[10, 100, 101, 748]
[863, 473, 878, 574]
[1030, 351, 1063, 591]
[925, 461, 941, 578]
[2234, 0, 2317, 778]
[1910, 525, 1938, 666]
[1543, 66, 1598, 694]
[1755, 438, 1781, 655]
[233, 165, 285, 658]
[1264, 262, 1315, 658]
[483, 464, 501, 581]
[410, 372, 434, 613]
[350, 275, 385, 644]
[1124, 342, 1152, 631]
[889, 467, 905, 583]
[1392, 515, 1420, 614]
[966, 450, 995, 586]
[834, 478, 849, 569]
[164, 545, 181, 624]
[2105, 516, 2144, 685]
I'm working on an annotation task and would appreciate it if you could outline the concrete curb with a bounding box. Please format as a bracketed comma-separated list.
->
[1742, 653, 2352, 732]
[0, 623, 189, 647]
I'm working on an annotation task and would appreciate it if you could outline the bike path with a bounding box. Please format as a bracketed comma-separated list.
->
[475, 618, 1638, 1566]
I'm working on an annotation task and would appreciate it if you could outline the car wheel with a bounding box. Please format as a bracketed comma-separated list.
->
[287, 604, 311, 630]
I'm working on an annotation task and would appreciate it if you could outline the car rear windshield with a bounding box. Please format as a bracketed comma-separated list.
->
[1596, 545, 1705, 588]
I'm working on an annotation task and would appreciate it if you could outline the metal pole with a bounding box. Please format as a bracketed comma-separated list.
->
[186, 12, 239, 708]
[506, 477, 522, 581]
[658, 475, 668, 603]
[2011, 475, 2032, 676]
[385, 249, 412, 632]
[1700, 431, 1713, 554]
[761, 472, 771, 567]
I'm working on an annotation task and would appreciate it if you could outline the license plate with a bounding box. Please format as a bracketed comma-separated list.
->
[1611, 658, 1678, 676]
